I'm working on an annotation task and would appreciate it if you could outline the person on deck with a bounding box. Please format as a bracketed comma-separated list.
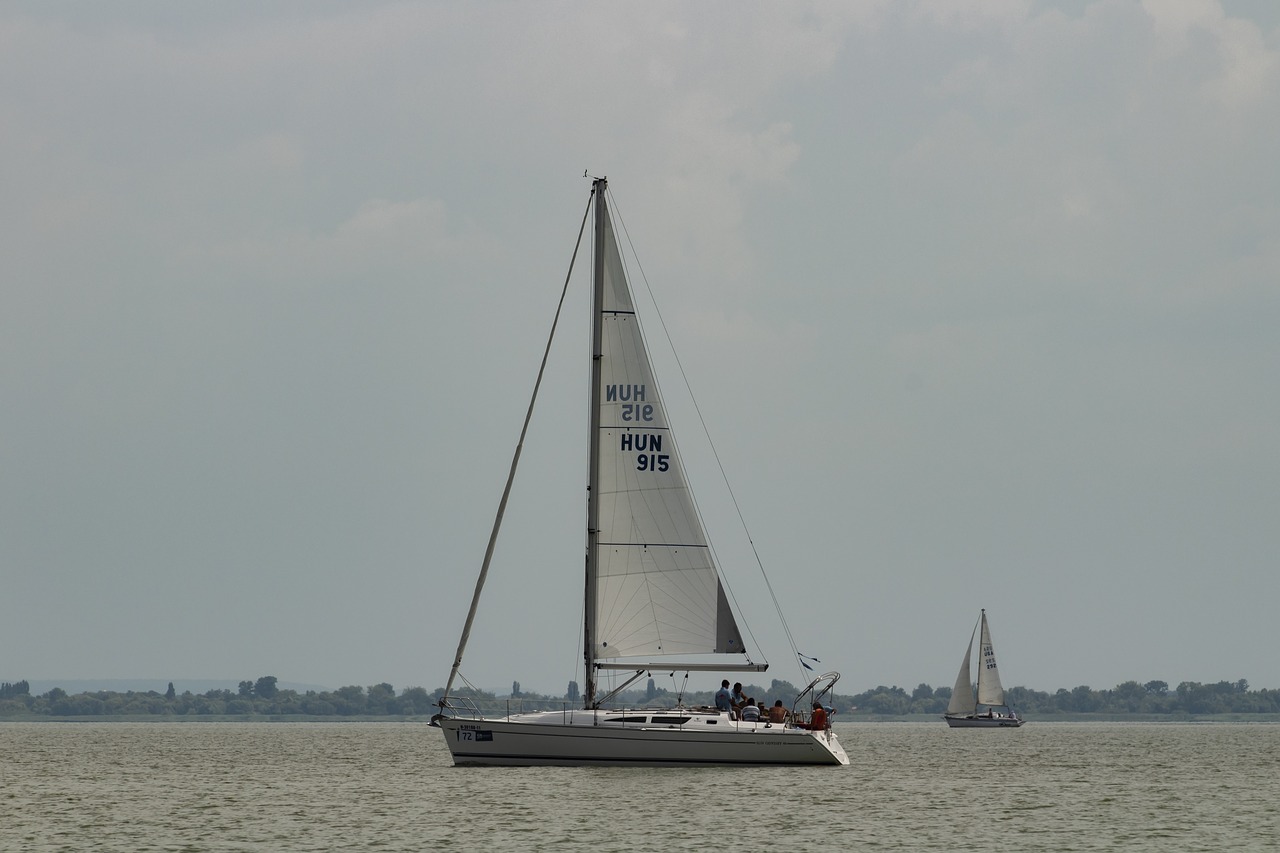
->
[768, 700, 788, 724]
[805, 701, 828, 731]
[740, 698, 761, 722]
[714, 680, 733, 714]
[731, 682, 747, 716]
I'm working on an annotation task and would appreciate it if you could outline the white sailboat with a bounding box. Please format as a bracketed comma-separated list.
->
[433, 177, 848, 766]
[943, 609, 1025, 727]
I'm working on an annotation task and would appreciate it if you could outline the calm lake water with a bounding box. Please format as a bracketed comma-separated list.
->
[2, 721, 1277, 851]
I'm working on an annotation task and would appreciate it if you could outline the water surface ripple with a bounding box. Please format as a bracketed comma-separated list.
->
[2, 721, 1276, 850]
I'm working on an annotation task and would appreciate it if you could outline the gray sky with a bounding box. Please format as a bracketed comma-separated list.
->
[4, 0, 1278, 698]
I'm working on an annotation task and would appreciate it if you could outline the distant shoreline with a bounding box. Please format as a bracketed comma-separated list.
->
[7, 677, 1278, 719]
[0, 714, 432, 723]
[847, 712, 1280, 723]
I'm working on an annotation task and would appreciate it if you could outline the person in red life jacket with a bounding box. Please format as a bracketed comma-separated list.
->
[805, 701, 828, 731]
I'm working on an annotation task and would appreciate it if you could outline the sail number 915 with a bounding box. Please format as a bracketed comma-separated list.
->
[620, 433, 668, 472]
[621, 404, 654, 422]
[637, 453, 670, 472]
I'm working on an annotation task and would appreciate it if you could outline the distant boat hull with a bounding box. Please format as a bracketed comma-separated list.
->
[437, 708, 848, 766]
[943, 713, 1025, 728]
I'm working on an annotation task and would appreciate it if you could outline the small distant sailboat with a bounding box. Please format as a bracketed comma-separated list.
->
[943, 609, 1025, 728]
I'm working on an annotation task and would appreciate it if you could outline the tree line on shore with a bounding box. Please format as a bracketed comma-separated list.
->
[2, 676, 1277, 718]
[0, 678, 437, 718]
[852, 678, 1279, 716]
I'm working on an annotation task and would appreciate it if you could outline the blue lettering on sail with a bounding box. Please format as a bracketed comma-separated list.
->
[637, 453, 670, 472]
[619, 434, 663, 452]
[618, 432, 669, 472]
[605, 384, 647, 402]
[620, 403, 654, 422]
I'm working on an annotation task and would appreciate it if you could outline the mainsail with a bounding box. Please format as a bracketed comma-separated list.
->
[588, 188, 745, 667]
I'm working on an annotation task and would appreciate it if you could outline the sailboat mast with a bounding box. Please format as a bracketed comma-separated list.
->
[583, 177, 607, 708]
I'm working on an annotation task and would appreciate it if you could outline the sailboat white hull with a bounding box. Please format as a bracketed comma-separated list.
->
[437, 709, 848, 766]
[943, 714, 1025, 728]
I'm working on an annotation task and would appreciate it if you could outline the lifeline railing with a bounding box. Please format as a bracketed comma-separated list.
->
[432, 695, 582, 724]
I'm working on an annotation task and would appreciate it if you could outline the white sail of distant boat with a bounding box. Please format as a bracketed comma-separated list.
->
[432, 177, 848, 766]
[945, 623, 978, 716]
[943, 609, 1025, 728]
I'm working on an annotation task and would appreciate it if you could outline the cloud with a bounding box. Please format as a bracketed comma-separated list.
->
[3, 0, 1279, 693]
[1142, 0, 1279, 110]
